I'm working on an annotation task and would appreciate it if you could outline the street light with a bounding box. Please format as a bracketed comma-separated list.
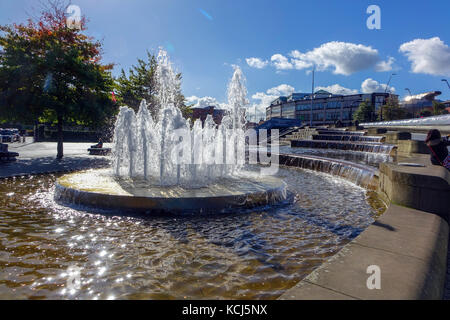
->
[405, 88, 418, 117]
[310, 66, 315, 127]
[442, 79, 450, 90]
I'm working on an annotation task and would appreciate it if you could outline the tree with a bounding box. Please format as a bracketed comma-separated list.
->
[0, 0, 117, 159]
[353, 99, 375, 122]
[115, 52, 192, 120]
[116, 52, 158, 113]
[432, 101, 448, 115]
[378, 97, 406, 121]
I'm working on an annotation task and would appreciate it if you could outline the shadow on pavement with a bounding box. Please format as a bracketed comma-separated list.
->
[0, 156, 110, 178]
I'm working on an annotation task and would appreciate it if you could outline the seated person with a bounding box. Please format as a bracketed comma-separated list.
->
[425, 129, 450, 170]
[91, 139, 103, 149]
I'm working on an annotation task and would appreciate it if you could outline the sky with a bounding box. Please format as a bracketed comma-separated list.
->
[1, 0, 450, 121]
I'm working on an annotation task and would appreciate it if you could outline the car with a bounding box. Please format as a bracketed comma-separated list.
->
[11, 129, 20, 142]
[0, 129, 19, 143]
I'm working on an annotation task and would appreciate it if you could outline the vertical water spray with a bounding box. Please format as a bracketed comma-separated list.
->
[112, 49, 249, 187]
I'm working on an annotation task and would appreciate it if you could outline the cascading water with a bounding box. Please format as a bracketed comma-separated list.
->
[278, 153, 378, 189]
[112, 49, 248, 187]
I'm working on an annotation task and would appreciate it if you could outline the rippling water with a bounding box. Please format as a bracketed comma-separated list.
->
[0, 167, 385, 300]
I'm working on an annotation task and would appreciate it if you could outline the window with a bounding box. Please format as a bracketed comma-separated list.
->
[342, 111, 351, 120]
[326, 112, 340, 120]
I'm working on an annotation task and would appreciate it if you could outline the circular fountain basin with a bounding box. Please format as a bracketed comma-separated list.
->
[54, 169, 287, 214]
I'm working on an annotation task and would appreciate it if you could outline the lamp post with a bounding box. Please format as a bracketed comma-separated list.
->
[405, 88, 417, 118]
[310, 66, 315, 127]
[442, 79, 450, 90]
[405, 88, 414, 117]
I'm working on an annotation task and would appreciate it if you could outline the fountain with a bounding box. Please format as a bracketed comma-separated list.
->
[1, 53, 386, 301]
[55, 49, 286, 214]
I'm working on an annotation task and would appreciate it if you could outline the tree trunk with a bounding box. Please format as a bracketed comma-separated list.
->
[57, 115, 64, 159]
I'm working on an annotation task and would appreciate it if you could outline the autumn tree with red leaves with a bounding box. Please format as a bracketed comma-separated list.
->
[0, 1, 117, 159]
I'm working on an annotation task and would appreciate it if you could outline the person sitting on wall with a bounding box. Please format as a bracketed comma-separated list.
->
[91, 138, 103, 149]
[425, 129, 450, 170]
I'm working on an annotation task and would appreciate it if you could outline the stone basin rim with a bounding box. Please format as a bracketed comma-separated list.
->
[54, 169, 288, 213]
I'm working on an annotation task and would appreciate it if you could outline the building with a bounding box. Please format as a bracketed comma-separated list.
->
[401, 91, 442, 116]
[265, 90, 397, 126]
[191, 106, 226, 125]
[443, 100, 450, 113]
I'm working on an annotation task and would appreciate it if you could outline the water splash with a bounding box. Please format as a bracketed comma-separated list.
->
[113, 50, 248, 187]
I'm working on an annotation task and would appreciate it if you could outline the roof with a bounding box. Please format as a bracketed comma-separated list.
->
[404, 91, 442, 102]
[314, 89, 332, 95]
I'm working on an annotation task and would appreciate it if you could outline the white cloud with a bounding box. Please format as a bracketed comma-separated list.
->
[186, 96, 228, 110]
[399, 37, 450, 76]
[266, 84, 295, 96]
[271, 54, 293, 70]
[257, 41, 391, 75]
[250, 92, 278, 122]
[248, 83, 297, 121]
[361, 78, 395, 94]
[289, 41, 380, 75]
[246, 57, 269, 69]
[375, 57, 395, 72]
[315, 84, 358, 95]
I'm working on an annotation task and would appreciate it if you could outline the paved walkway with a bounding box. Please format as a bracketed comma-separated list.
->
[0, 141, 111, 178]
[396, 153, 450, 299]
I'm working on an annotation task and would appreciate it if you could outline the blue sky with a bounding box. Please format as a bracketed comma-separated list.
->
[1, 0, 450, 120]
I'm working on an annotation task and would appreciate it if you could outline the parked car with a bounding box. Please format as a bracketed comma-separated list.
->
[0, 129, 20, 143]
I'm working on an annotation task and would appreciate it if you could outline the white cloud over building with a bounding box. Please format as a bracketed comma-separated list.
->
[247, 41, 391, 75]
[360, 78, 395, 94]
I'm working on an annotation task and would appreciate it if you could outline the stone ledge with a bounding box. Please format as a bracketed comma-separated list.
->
[397, 140, 429, 155]
[384, 132, 412, 144]
[279, 205, 449, 300]
[379, 158, 450, 218]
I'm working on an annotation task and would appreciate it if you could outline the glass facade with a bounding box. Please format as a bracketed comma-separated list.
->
[266, 92, 397, 124]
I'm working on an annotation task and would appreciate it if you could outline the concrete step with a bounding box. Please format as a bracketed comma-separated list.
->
[312, 135, 384, 143]
[316, 130, 366, 136]
[291, 139, 396, 154]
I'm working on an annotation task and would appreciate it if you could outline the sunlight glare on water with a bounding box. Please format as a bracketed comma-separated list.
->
[0, 167, 384, 300]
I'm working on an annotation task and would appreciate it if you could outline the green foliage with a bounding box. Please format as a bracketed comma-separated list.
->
[115, 51, 191, 120]
[432, 101, 448, 115]
[116, 52, 158, 112]
[353, 99, 375, 122]
[0, 1, 118, 157]
[0, 7, 117, 127]
[378, 97, 406, 121]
